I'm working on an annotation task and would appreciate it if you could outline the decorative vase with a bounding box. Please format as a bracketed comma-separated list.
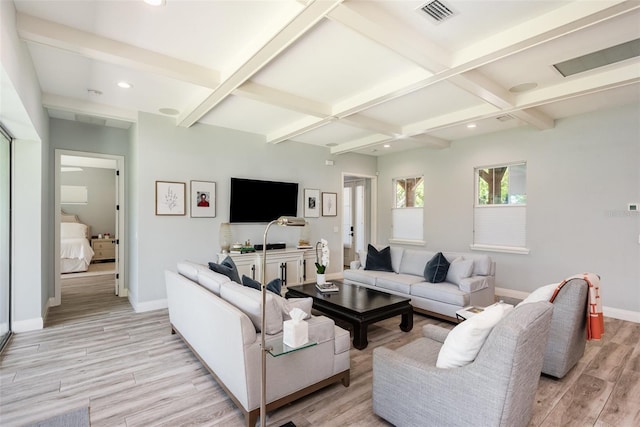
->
[316, 273, 326, 285]
[219, 222, 232, 253]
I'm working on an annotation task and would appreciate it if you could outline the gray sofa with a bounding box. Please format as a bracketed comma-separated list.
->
[165, 261, 350, 427]
[344, 247, 495, 319]
[372, 301, 554, 427]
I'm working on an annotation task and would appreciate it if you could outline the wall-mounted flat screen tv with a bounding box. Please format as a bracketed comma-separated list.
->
[229, 178, 298, 223]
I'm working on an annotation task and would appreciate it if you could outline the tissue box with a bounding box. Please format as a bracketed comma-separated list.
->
[283, 319, 308, 348]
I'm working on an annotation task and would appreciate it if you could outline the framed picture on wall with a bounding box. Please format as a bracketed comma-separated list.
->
[155, 181, 186, 216]
[190, 180, 216, 218]
[304, 188, 320, 218]
[322, 192, 337, 216]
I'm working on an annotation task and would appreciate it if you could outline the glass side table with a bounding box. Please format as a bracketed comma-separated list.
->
[264, 338, 317, 357]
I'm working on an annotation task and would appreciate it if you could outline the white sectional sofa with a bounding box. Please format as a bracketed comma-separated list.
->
[165, 261, 350, 427]
[343, 247, 496, 320]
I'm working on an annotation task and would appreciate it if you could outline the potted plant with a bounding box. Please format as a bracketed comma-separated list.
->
[315, 239, 330, 285]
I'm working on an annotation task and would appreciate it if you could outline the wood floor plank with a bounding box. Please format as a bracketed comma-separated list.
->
[1, 275, 638, 427]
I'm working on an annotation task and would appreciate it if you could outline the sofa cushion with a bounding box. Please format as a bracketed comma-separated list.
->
[241, 275, 282, 296]
[376, 273, 423, 295]
[436, 303, 512, 368]
[197, 267, 230, 295]
[344, 268, 379, 286]
[424, 252, 450, 283]
[365, 244, 393, 272]
[279, 296, 312, 320]
[208, 256, 241, 284]
[399, 249, 434, 276]
[516, 283, 559, 307]
[446, 258, 474, 287]
[177, 261, 201, 282]
[220, 281, 283, 334]
[410, 281, 470, 307]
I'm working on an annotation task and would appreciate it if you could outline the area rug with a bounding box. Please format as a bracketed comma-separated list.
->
[25, 407, 90, 427]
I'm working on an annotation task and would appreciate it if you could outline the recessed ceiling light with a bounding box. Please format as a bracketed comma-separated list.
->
[509, 82, 538, 93]
[383, 144, 391, 148]
[159, 108, 180, 116]
[117, 81, 132, 89]
[144, 0, 166, 6]
[467, 123, 477, 129]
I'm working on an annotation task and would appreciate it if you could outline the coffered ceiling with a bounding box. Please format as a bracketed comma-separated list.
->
[12, 0, 640, 156]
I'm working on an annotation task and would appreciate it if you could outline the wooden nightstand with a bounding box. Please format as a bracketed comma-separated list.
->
[91, 238, 116, 262]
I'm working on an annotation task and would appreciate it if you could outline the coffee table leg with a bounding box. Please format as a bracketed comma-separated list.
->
[400, 308, 413, 332]
[352, 322, 368, 350]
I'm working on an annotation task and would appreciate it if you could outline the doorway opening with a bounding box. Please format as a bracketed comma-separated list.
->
[342, 173, 377, 269]
[54, 150, 126, 307]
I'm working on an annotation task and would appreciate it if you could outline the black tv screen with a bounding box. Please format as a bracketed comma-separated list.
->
[229, 178, 298, 223]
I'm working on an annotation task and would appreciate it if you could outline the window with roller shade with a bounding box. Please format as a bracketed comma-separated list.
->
[391, 176, 424, 244]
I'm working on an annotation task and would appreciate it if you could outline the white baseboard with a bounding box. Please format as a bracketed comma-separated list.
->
[129, 296, 167, 313]
[13, 317, 44, 332]
[496, 287, 639, 324]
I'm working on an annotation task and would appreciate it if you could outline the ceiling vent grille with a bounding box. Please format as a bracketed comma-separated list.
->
[496, 114, 515, 122]
[418, 1, 456, 23]
[553, 38, 640, 77]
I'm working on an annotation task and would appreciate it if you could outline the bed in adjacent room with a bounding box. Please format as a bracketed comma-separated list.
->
[60, 214, 94, 273]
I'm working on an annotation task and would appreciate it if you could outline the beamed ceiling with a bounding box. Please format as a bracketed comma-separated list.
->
[12, 0, 640, 156]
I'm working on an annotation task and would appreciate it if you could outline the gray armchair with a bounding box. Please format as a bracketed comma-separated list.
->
[542, 277, 589, 378]
[372, 301, 553, 427]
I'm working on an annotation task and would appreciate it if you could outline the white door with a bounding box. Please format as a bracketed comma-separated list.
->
[343, 178, 367, 267]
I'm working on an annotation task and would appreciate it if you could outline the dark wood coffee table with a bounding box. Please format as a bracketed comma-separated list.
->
[285, 281, 413, 350]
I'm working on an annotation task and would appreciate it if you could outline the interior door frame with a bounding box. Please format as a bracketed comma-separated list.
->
[53, 149, 126, 306]
[341, 172, 377, 268]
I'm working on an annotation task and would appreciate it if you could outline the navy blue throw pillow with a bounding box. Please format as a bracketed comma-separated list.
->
[364, 244, 393, 272]
[208, 256, 241, 284]
[424, 252, 450, 283]
[242, 274, 282, 296]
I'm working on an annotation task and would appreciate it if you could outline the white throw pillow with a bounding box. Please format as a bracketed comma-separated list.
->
[278, 296, 313, 320]
[436, 303, 512, 369]
[445, 257, 474, 286]
[516, 283, 559, 307]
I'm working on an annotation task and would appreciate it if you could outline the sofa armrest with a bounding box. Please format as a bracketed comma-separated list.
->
[349, 260, 361, 270]
[457, 275, 490, 292]
[306, 315, 337, 345]
[422, 324, 450, 343]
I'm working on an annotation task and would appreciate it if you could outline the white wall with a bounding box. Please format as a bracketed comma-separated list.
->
[130, 113, 376, 309]
[1, 0, 51, 330]
[377, 103, 640, 315]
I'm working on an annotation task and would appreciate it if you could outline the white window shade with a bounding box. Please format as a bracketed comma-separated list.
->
[61, 185, 88, 204]
[474, 205, 526, 248]
[392, 207, 423, 241]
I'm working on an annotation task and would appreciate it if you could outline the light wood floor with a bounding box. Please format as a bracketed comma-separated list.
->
[1, 275, 638, 426]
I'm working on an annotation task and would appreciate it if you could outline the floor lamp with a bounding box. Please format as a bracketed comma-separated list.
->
[261, 216, 306, 427]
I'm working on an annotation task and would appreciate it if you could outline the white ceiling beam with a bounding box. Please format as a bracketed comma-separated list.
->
[16, 13, 220, 89]
[267, 116, 335, 144]
[42, 93, 138, 123]
[514, 61, 640, 109]
[339, 113, 402, 136]
[327, 3, 449, 72]
[330, 133, 391, 155]
[234, 81, 332, 117]
[403, 134, 450, 150]
[452, 0, 640, 70]
[177, 0, 344, 128]
[404, 104, 500, 135]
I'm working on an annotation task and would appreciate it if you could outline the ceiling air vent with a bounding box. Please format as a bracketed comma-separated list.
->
[418, 0, 456, 23]
[496, 115, 514, 122]
[553, 38, 640, 77]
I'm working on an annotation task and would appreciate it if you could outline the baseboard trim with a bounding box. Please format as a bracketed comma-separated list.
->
[496, 287, 639, 324]
[13, 317, 44, 332]
[129, 296, 167, 313]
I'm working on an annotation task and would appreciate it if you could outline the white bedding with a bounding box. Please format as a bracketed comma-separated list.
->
[60, 221, 94, 273]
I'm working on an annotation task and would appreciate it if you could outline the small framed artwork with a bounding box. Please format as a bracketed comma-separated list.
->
[322, 192, 337, 216]
[155, 181, 186, 216]
[190, 180, 216, 218]
[304, 188, 320, 218]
